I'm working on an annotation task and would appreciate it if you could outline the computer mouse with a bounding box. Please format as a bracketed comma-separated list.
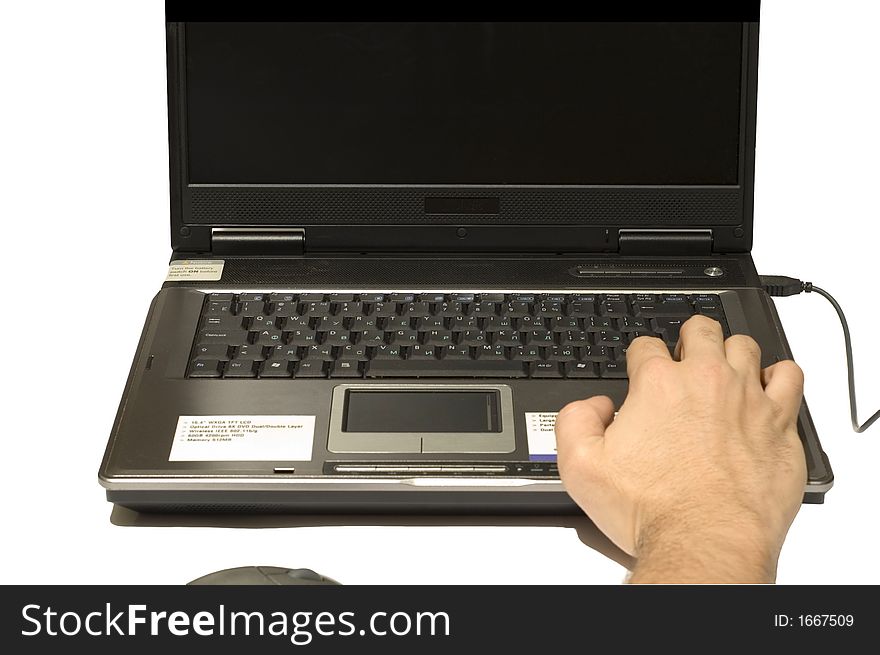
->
[188, 566, 341, 586]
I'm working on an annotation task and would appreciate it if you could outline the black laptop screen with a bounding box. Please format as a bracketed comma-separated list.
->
[184, 22, 743, 186]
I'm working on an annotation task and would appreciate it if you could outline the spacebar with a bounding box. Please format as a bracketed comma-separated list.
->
[365, 360, 527, 378]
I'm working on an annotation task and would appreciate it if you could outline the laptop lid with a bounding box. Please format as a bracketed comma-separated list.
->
[166, 15, 760, 255]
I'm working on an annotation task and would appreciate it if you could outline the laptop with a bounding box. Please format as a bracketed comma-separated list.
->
[99, 19, 834, 513]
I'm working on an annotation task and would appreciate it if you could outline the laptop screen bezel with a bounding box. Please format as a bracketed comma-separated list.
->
[166, 21, 759, 255]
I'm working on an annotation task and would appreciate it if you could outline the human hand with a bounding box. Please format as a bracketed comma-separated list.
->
[555, 315, 807, 583]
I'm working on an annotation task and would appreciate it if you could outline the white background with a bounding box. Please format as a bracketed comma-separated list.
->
[1, 0, 878, 584]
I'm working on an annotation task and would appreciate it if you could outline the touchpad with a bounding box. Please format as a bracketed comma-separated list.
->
[327, 385, 515, 454]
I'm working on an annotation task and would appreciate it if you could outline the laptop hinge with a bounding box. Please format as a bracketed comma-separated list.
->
[617, 229, 713, 256]
[211, 228, 305, 256]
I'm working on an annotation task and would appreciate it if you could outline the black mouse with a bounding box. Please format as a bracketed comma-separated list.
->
[188, 566, 341, 586]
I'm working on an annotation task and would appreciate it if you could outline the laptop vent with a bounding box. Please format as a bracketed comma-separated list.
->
[187, 187, 742, 226]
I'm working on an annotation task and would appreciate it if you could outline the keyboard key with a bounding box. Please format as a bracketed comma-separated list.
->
[652, 317, 686, 342]
[287, 328, 317, 346]
[494, 329, 522, 346]
[339, 344, 369, 361]
[546, 345, 577, 361]
[193, 344, 230, 360]
[235, 344, 266, 360]
[565, 361, 598, 378]
[322, 330, 352, 346]
[459, 330, 487, 346]
[224, 360, 257, 378]
[531, 362, 564, 378]
[357, 329, 386, 346]
[237, 300, 266, 317]
[581, 345, 613, 362]
[594, 330, 624, 347]
[294, 361, 327, 378]
[198, 329, 249, 345]
[476, 345, 507, 360]
[389, 293, 415, 303]
[270, 345, 300, 361]
[584, 316, 613, 331]
[259, 359, 294, 378]
[441, 345, 472, 360]
[360, 293, 386, 302]
[599, 361, 627, 378]
[373, 345, 403, 360]
[299, 293, 326, 302]
[189, 359, 223, 378]
[303, 344, 335, 361]
[600, 300, 628, 316]
[514, 345, 542, 361]
[408, 344, 438, 360]
[423, 329, 453, 346]
[254, 328, 284, 346]
[329, 360, 362, 378]
[366, 360, 526, 378]
[634, 301, 692, 318]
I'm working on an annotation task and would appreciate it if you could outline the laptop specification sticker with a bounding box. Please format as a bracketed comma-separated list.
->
[168, 416, 316, 461]
[525, 413, 558, 462]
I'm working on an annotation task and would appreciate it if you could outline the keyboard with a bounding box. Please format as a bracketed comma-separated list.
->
[188, 292, 730, 379]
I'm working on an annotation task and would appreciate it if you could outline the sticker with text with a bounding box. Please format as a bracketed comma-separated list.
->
[525, 412, 558, 462]
[165, 259, 225, 281]
[169, 415, 315, 461]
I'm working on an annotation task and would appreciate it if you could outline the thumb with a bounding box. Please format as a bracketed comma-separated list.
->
[555, 396, 615, 472]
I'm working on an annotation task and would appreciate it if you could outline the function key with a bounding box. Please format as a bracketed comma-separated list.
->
[389, 293, 416, 303]
[662, 294, 688, 303]
[451, 293, 475, 303]
[541, 294, 567, 302]
[689, 294, 720, 303]
[601, 293, 626, 302]
[207, 293, 234, 301]
[418, 293, 447, 303]
[189, 359, 223, 378]
[299, 293, 326, 302]
[238, 293, 265, 302]
[360, 293, 386, 302]
[268, 293, 297, 303]
[511, 294, 536, 302]
[633, 293, 658, 303]
[571, 294, 597, 303]
[479, 293, 506, 303]
[328, 293, 354, 302]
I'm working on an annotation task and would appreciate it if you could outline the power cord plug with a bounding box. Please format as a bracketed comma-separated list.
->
[760, 275, 878, 433]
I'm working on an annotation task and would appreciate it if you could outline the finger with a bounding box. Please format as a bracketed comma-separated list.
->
[761, 360, 805, 426]
[625, 335, 673, 379]
[724, 334, 763, 381]
[555, 396, 615, 468]
[677, 315, 726, 362]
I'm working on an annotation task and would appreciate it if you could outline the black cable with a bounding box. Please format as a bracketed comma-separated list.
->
[760, 275, 880, 433]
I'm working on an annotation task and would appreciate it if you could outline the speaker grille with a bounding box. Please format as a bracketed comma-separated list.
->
[188, 187, 742, 226]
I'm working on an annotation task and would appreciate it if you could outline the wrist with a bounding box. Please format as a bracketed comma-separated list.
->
[630, 509, 780, 584]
